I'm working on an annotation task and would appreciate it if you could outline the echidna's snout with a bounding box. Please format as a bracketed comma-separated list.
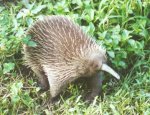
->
[101, 64, 120, 79]
[92, 58, 120, 79]
[93, 55, 120, 79]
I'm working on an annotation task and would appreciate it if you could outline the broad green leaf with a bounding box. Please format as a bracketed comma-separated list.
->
[3, 62, 15, 74]
[128, 39, 135, 46]
[26, 17, 34, 26]
[27, 41, 37, 47]
[22, 35, 36, 47]
[31, 5, 46, 14]
[122, 29, 132, 41]
[10, 82, 23, 104]
[121, 51, 127, 59]
[22, 35, 32, 44]
[22, 35, 37, 47]
[72, 0, 82, 6]
[107, 51, 115, 58]
[11, 82, 23, 95]
[118, 61, 126, 68]
[16, 28, 24, 37]
[11, 95, 20, 104]
[0, 7, 4, 13]
[21, 0, 35, 9]
[16, 8, 30, 19]
[22, 93, 34, 107]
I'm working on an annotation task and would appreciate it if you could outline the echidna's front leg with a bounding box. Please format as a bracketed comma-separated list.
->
[86, 72, 103, 102]
[47, 78, 64, 103]
[32, 68, 49, 91]
[42, 65, 63, 99]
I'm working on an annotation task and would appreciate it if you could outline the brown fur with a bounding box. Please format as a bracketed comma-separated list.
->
[23, 15, 106, 101]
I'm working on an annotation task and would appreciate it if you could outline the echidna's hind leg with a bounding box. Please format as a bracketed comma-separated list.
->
[24, 46, 50, 91]
[86, 72, 103, 102]
[32, 68, 49, 91]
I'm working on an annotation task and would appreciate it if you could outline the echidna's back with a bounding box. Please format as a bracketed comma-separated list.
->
[23, 16, 94, 69]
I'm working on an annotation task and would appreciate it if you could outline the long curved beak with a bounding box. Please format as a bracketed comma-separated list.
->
[101, 64, 120, 79]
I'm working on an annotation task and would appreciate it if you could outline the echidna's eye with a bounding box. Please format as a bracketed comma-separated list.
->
[95, 64, 98, 68]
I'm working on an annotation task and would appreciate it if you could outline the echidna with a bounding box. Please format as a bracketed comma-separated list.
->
[23, 15, 120, 101]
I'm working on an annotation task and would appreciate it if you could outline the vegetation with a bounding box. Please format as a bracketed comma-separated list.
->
[0, 0, 150, 114]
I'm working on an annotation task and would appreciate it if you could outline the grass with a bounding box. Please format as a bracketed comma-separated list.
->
[0, 0, 150, 114]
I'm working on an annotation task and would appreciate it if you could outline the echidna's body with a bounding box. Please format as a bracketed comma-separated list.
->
[24, 16, 120, 101]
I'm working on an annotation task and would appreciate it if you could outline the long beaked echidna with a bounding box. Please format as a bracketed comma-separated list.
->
[23, 15, 120, 101]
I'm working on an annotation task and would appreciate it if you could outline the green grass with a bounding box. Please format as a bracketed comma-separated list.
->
[0, 0, 150, 114]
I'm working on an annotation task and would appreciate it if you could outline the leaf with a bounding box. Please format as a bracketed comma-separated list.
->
[10, 82, 23, 104]
[107, 51, 115, 58]
[31, 5, 46, 14]
[22, 0, 29, 8]
[118, 61, 126, 68]
[22, 35, 32, 44]
[121, 51, 127, 59]
[86, 22, 95, 35]
[69, 108, 76, 112]
[21, 0, 35, 9]
[16, 8, 30, 19]
[90, 9, 95, 20]
[140, 29, 148, 38]
[113, 25, 120, 34]
[22, 93, 34, 107]
[26, 17, 33, 26]
[27, 41, 37, 47]
[16, 28, 24, 37]
[11, 95, 20, 104]
[11, 82, 23, 95]
[3, 62, 15, 74]
[72, 0, 82, 6]
[111, 33, 120, 45]
[128, 39, 135, 46]
[22, 35, 37, 47]
[0, 7, 5, 13]
[122, 29, 132, 41]
[75, 95, 81, 103]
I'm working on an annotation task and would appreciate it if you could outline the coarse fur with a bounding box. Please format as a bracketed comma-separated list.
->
[23, 15, 107, 101]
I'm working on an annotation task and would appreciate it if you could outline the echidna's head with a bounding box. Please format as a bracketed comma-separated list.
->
[83, 55, 106, 77]
[77, 47, 120, 79]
